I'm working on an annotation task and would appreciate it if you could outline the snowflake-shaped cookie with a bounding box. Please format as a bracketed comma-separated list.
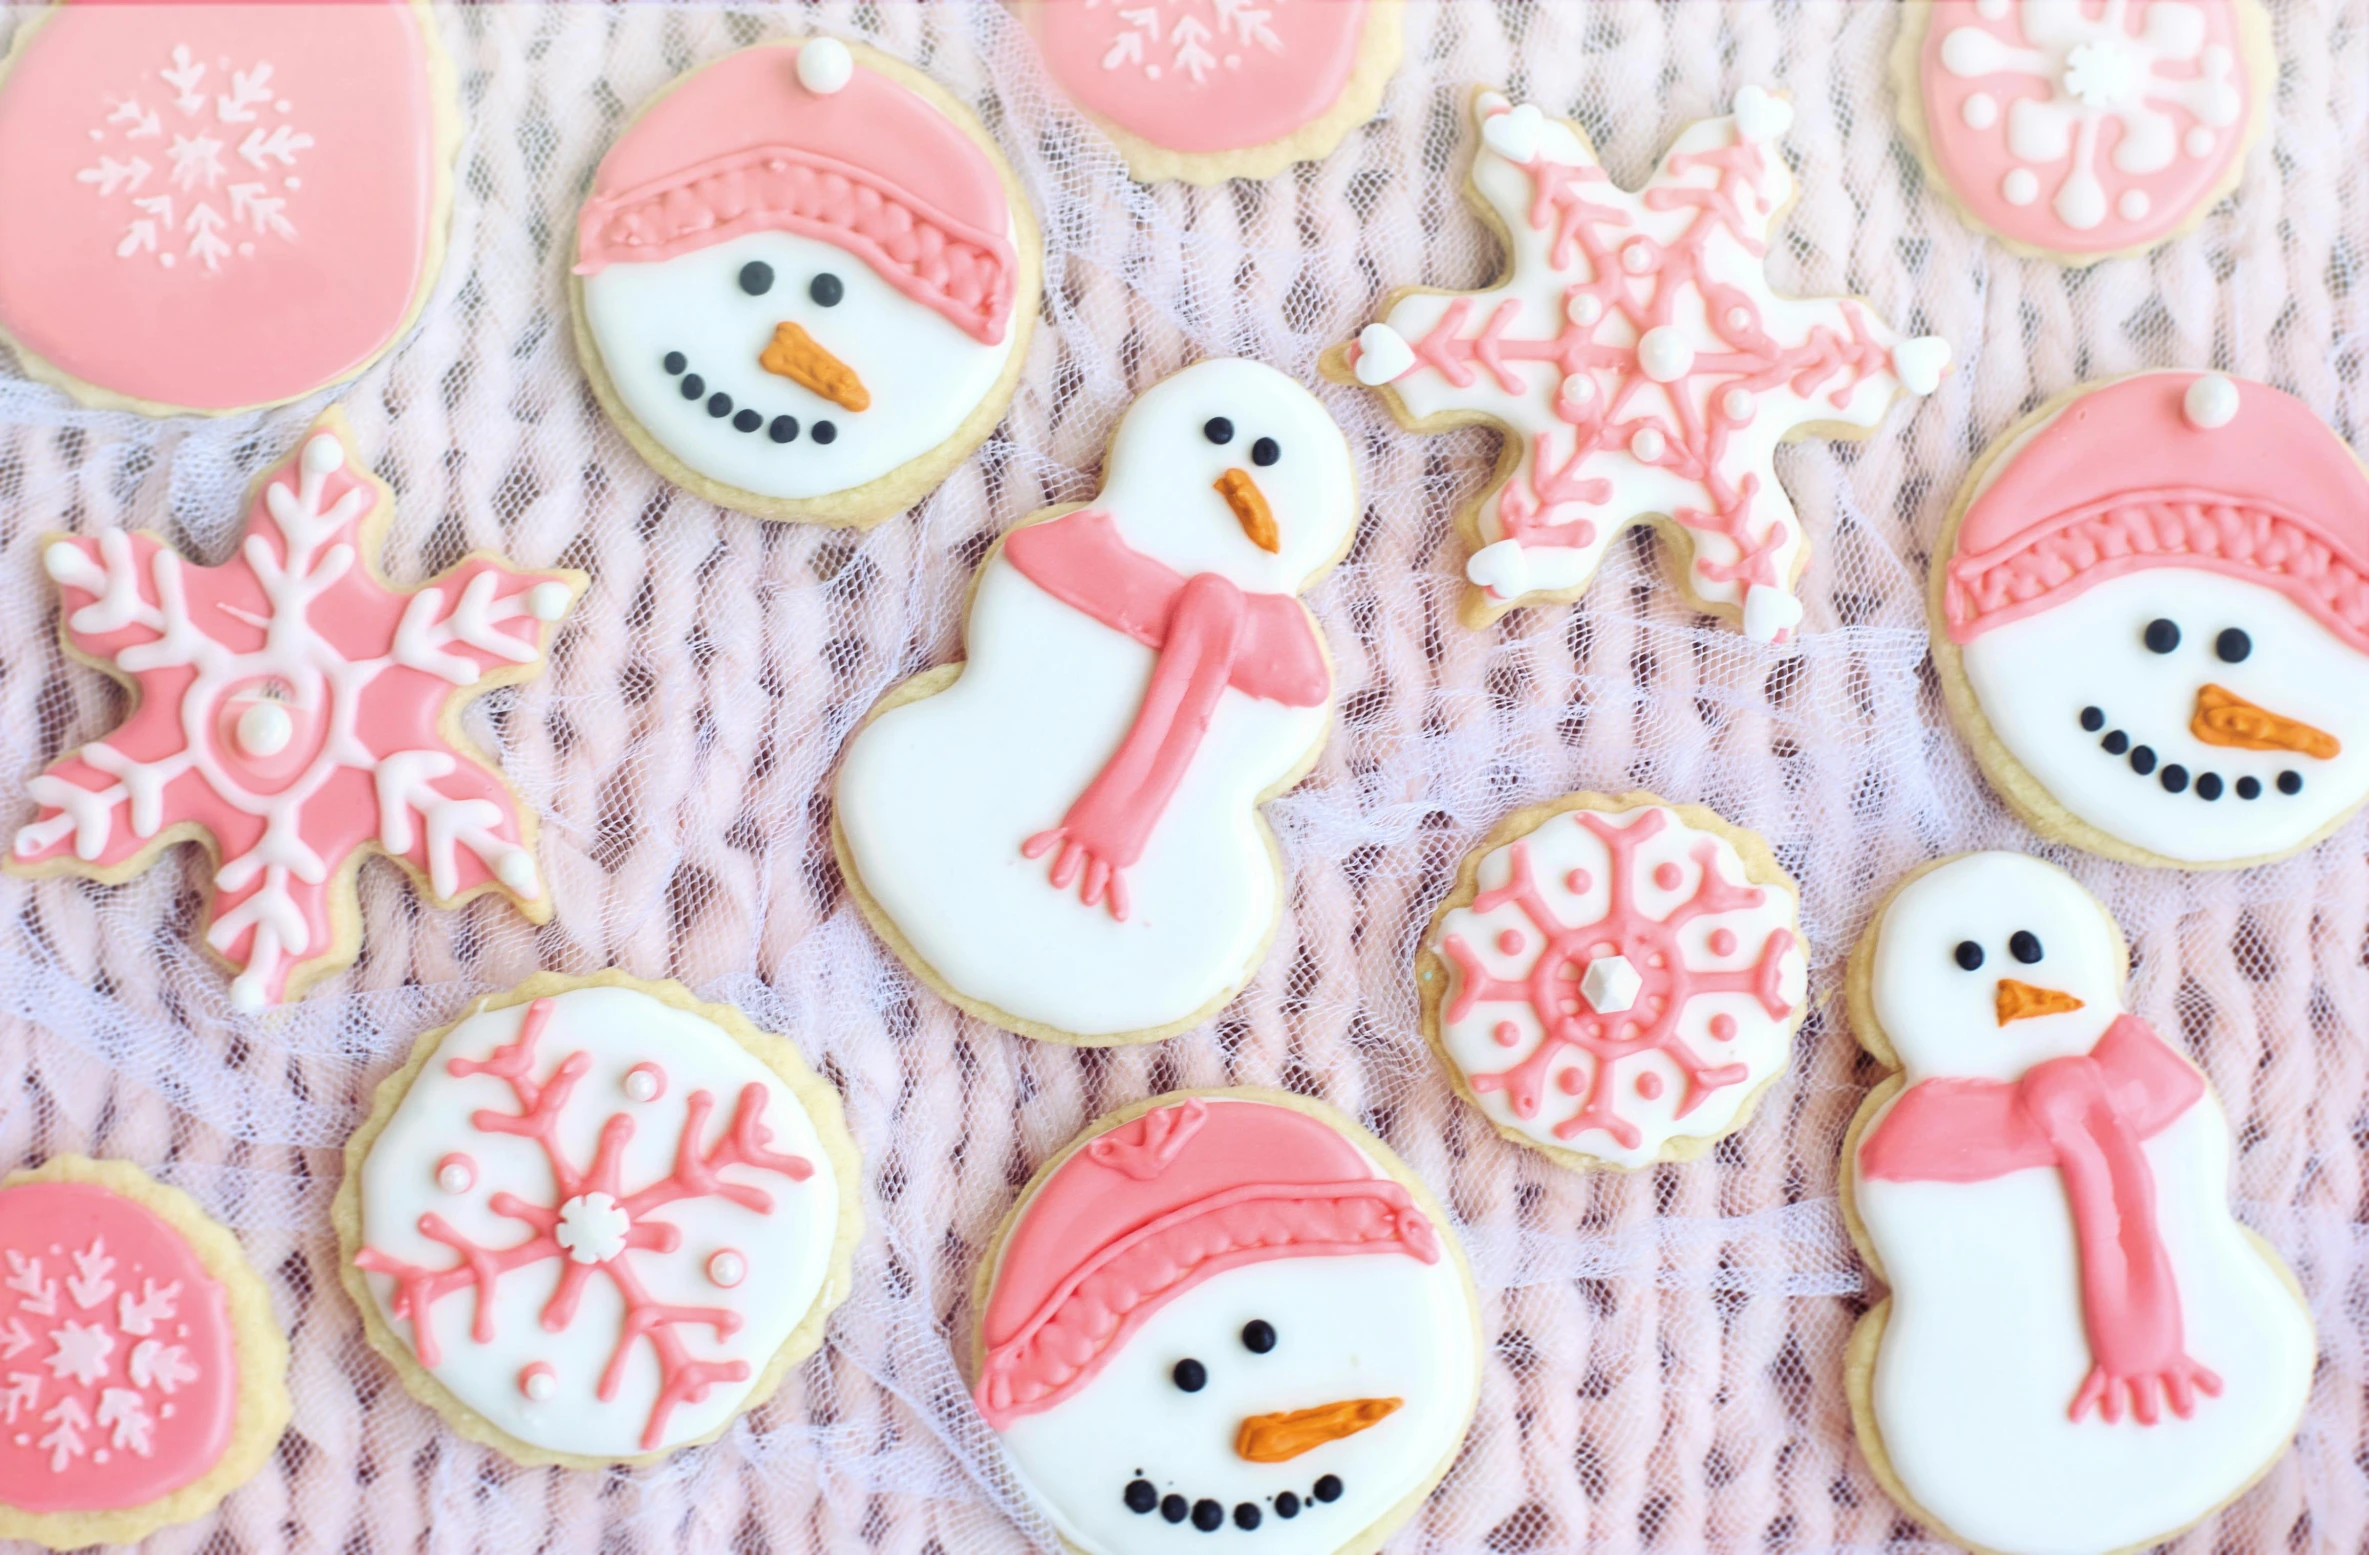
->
[10, 410, 580, 1009]
[76, 42, 313, 273]
[1343, 87, 1949, 640]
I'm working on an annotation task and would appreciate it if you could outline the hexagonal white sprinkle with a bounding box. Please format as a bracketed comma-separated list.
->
[1580, 954, 1642, 1015]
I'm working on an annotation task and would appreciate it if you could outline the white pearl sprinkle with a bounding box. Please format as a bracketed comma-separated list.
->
[707, 1250, 747, 1289]
[1621, 240, 1656, 274]
[1722, 387, 1754, 422]
[1567, 293, 1602, 327]
[521, 1367, 556, 1402]
[796, 36, 853, 96]
[436, 1158, 474, 1194]
[1726, 306, 1754, 334]
[1635, 326, 1695, 384]
[624, 1065, 662, 1103]
[2183, 373, 2240, 431]
[234, 699, 293, 759]
[1629, 427, 1666, 463]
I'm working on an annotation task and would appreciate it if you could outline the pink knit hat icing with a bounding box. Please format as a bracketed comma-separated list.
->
[973, 1098, 1441, 1430]
[1943, 372, 2369, 653]
[575, 42, 1018, 345]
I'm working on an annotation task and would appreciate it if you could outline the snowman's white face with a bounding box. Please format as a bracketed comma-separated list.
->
[582, 229, 1016, 501]
[994, 1254, 1475, 1555]
[1097, 359, 1358, 593]
[1961, 569, 2369, 863]
[1871, 852, 2125, 1085]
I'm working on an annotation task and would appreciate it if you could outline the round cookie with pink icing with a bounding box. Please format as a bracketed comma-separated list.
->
[1895, 0, 2272, 263]
[336, 972, 861, 1467]
[0, 0, 458, 415]
[1014, 0, 1403, 186]
[1418, 792, 1808, 1172]
[1933, 370, 2369, 869]
[571, 36, 1040, 526]
[970, 1090, 1478, 1555]
[0, 1156, 287, 1550]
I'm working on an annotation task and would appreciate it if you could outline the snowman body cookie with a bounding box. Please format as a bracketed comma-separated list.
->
[573, 38, 1039, 526]
[972, 1092, 1479, 1554]
[1935, 371, 2369, 869]
[834, 359, 1352, 1044]
[1843, 852, 2311, 1555]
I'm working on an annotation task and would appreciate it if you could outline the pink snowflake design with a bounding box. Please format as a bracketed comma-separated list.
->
[10, 412, 578, 1009]
[354, 999, 817, 1452]
[1351, 89, 1948, 640]
[1439, 808, 1797, 1154]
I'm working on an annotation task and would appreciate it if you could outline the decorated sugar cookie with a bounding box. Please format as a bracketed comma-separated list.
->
[572, 37, 1040, 526]
[0, 1157, 287, 1550]
[835, 358, 1352, 1045]
[971, 1091, 1478, 1554]
[1934, 370, 2369, 869]
[1333, 87, 1949, 638]
[1015, 0, 1402, 185]
[1895, 0, 2270, 263]
[337, 973, 861, 1467]
[1418, 793, 1807, 1171]
[8, 409, 581, 1009]
[0, 0, 458, 415]
[1842, 852, 2311, 1555]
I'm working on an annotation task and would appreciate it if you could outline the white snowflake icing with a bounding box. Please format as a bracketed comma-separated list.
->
[128, 1338, 197, 1395]
[0, 1234, 201, 1474]
[1088, 0, 1288, 85]
[76, 42, 312, 272]
[44, 1319, 115, 1387]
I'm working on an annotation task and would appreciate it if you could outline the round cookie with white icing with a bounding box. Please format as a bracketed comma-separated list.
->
[1932, 370, 2369, 869]
[0, 0, 459, 415]
[1417, 792, 1807, 1172]
[571, 36, 1040, 526]
[1840, 852, 2312, 1555]
[1894, 0, 2272, 264]
[1326, 86, 1949, 639]
[970, 1090, 1479, 1555]
[833, 358, 1354, 1046]
[1014, 0, 1402, 186]
[336, 972, 861, 1467]
[7, 407, 581, 1009]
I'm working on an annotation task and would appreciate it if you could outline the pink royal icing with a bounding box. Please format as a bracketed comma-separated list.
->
[0, 1181, 235, 1514]
[1918, 0, 2254, 255]
[0, 0, 445, 410]
[1025, 0, 1374, 156]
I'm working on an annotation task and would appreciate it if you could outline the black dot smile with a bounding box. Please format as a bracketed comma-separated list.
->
[1121, 1471, 1344, 1531]
[660, 349, 836, 446]
[2076, 704, 2299, 804]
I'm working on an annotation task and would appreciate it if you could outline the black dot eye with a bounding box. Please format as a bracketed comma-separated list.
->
[1953, 941, 1985, 972]
[1171, 1358, 1206, 1392]
[1240, 1320, 1276, 1354]
[809, 272, 843, 307]
[1203, 417, 1234, 445]
[2009, 930, 2043, 965]
[738, 261, 774, 297]
[2143, 618, 2180, 654]
[1251, 436, 1280, 467]
[2215, 628, 2251, 663]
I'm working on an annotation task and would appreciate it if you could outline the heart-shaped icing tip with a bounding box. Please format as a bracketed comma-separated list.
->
[1354, 323, 1416, 387]
[1731, 84, 1794, 144]
[1481, 102, 1546, 165]
[1891, 336, 1953, 397]
[1741, 582, 1805, 644]
[1466, 537, 1534, 601]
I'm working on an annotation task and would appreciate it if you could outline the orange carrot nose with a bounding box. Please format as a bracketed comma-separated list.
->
[1235, 1397, 1401, 1463]
[758, 321, 870, 412]
[1214, 468, 1280, 553]
[1995, 979, 2084, 1026]
[2191, 683, 2340, 759]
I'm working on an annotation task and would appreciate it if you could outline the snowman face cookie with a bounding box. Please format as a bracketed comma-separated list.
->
[973, 1094, 1479, 1554]
[1937, 372, 2369, 868]
[573, 39, 1038, 525]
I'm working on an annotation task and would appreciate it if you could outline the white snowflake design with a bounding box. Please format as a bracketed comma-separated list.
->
[75, 42, 311, 273]
[0, 1238, 188, 1474]
[1087, 0, 1288, 86]
[1939, 0, 2245, 234]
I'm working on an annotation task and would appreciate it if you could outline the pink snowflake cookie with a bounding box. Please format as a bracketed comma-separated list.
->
[0, 1157, 286, 1548]
[340, 975, 860, 1466]
[9, 409, 581, 1010]
[1340, 87, 1950, 640]
[1901, 0, 2269, 261]
[1421, 794, 1807, 1170]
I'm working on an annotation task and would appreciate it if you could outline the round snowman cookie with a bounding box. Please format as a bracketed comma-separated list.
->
[1015, 0, 1402, 186]
[0, 1157, 287, 1550]
[970, 1090, 1480, 1555]
[571, 36, 1040, 527]
[834, 358, 1354, 1046]
[1417, 793, 1807, 1172]
[1933, 370, 2369, 870]
[336, 972, 861, 1468]
[1894, 0, 2272, 265]
[1840, 852, 2312, 1555]
[0, 0, 459, 415]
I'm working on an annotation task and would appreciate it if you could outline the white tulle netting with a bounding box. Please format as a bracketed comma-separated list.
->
[0, 1, 2362, 1549]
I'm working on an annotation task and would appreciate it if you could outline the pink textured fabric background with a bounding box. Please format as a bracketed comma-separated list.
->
[0, 2, 2363, 1549]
